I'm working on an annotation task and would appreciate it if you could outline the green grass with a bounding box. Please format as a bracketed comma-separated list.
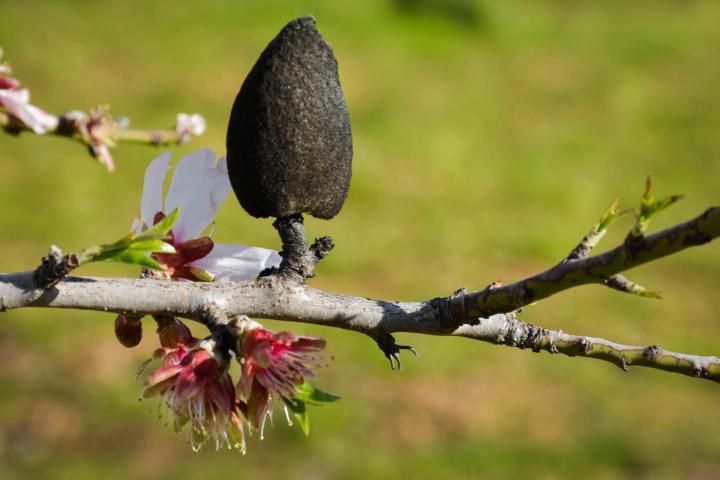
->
[1, 1, 720, 478]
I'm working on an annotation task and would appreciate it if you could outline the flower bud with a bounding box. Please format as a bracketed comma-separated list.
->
[114, 313, 143, 348]
[226, 16, 353, 220]
[155, 315, 194, 348]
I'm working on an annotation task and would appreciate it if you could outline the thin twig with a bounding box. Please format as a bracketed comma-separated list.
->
[459, 206, 719, 318]
[2, 108, 205, 171]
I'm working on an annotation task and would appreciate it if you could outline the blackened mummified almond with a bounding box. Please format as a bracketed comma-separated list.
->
[226, 16, 353, 220]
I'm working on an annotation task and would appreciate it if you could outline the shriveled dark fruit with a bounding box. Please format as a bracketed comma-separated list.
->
[226, 16, 353, 220]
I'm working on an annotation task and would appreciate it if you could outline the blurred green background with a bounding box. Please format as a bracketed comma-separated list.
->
[2, 1, 720, 478]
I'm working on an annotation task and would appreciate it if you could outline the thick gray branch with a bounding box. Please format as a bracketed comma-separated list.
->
[0, 205, 718, 383]
[0, 272, 431, 335]
[2, 272, 719, 382]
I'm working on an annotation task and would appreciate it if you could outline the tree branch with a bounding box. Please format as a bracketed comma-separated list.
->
[1, 270, 719, 383]
[1, 109, 205, 171]
[1, 110, 195, 145]
[459, 206, 719, 318]
[452, 315, 720, 382]
[0, 204, 717, 382]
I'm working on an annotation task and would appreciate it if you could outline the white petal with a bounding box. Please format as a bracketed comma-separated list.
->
[165, 149, 230, 242]
[188, 114, 206, 136]
[0, 88, 28, 104]
[131, 218, 143, 234]
[191, 243, 282, 281]
[0, 89, 58, 134]
[176, 112, 206, 136]
[140, 152, 172, 228]
[23, 104, 59, 133]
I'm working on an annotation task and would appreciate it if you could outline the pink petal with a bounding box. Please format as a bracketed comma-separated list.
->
[141, 152, 171, 228]
[246, 381, 270, 429]
[190, 243, 281, 281]
[91, 142, 115, 172]
[175, 236, 215, 263]
[143, 365, 182, 397]
[250, 341, 273, 368]
[165, 149, 230, 242]
[0, 76, 21, 90]
[238, 362, 255, 398]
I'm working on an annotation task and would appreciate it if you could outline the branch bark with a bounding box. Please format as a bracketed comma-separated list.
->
[460, 206, 719, 318]
[1, 270, 719, 382]
[1, 203, 718, 382]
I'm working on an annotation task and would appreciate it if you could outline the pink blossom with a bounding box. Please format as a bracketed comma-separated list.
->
[240, 327, 326, 398]
[0, 87, 58, 134]
[137, 149, 281, 281]
[89, 141, 115, 172]
[86, 107, 116, 171]
[237, 326, 326, 430]
[143, 338, 247, 452]
[150, 212, 217, 281]
[62, 108, 116, 171]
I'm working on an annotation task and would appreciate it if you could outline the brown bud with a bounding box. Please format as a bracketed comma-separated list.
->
[114, 314, 143, 348]
[155, 315, 194, 348]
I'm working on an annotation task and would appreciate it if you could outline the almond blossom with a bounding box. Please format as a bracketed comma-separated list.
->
[114, 149, 281, 348]
[62, 108, 117, 171]
[0, 85, 58, 134]
[132, 149, 330, 449]
[0, 49, 58, 134]
[175, 113, 206, 143]
[237, 324, 326, 432]
[136, 148, 281, 281]
[142, 337, 247, 452]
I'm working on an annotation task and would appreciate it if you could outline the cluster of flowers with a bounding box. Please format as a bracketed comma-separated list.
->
[133, 313, 326, 453]
[0, 48, 206, 172]
[0, 48, 59, 135]
[116, 149, 328, 452]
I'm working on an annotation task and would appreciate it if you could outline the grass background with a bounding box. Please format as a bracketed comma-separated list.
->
[1, 1, 719, 478]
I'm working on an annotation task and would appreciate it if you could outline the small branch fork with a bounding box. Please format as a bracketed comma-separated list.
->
[260, 214, 334, 283]
[457, 205, 719, 319]
[1, 180, 718, 383]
